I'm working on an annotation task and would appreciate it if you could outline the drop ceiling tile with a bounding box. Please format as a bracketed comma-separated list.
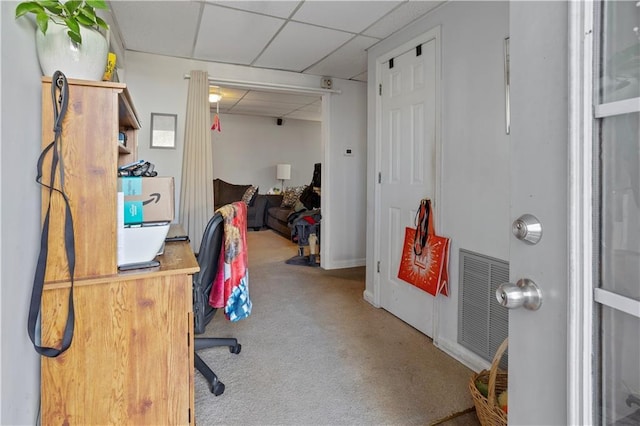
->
[292, 1, 401, 33]
[253, 22, 353, 71]
[232, 103, 297, 116]
[363, 1, 444, 39]
[194, 4, 285, 64]
[207, 1, 302, 18]
[306, 35, 377, 79]
[352, 71, 368, 82]
[298, 101, 321, 113]
[110, 1, 202, 57]
[285, 110, 321, 121]
[215, 87, 248, 101]
[244, 91, 320, 106]
[235, 98, 299, 110]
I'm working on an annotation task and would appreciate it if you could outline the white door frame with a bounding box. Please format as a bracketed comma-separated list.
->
[567, 1, 595, 423]
[206, 77, 334, 268]
[371, 27, 442, 314]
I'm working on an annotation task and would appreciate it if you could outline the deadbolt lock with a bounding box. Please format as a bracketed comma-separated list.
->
[512, 214, 542, 245]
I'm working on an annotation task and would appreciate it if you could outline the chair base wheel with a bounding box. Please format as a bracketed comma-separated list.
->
[211, 380, 225, 396]
[230, 343, 241, 354]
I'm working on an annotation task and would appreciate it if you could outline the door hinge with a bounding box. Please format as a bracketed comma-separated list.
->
[188, 408, 191, 424]
[379, 84, 382, 96]
[377, 261, 380, 273]
[378, 172, 381, 184]
[416, 44, 422, 56]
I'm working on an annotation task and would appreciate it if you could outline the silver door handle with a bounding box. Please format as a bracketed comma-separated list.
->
[496, 278, 542, 310]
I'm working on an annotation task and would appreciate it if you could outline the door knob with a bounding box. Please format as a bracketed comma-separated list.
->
[496, 278, 542, 310]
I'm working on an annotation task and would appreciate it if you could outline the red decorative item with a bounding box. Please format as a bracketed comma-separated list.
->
[397, 199, 450, 297]
[211, 114, 221, 132]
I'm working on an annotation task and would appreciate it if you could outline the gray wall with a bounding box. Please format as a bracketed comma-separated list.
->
[211, 114, 321, 192]
[366, 1, 510, 369]
[124, 51, 367, 269]
[1, 1, 44, 423]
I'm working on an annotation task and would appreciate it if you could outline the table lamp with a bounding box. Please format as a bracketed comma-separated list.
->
[276, 164, 291, 192]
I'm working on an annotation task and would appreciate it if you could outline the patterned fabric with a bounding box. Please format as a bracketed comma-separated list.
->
[226, 273, 252, 321]
[241, 185, 257, 205]
[208, 202, 252, 322]
[281, 185, 307, 208]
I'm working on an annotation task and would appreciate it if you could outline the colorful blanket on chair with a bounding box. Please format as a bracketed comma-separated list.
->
[208, 202, 252, 321]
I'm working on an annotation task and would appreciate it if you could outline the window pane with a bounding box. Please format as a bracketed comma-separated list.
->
[599, 1, 640, 104]
[597, 306, 640, 425]
[600, 112, 640, 300]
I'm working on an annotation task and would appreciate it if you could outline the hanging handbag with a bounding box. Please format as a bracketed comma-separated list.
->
[397, 198, 450, 297]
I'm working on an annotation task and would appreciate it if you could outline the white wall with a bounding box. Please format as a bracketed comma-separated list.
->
[366, 1, 510, 370]
[211, 114, 321, 192]
[123, 51, 367, 268]
[324, 82, 368, 268]
[1, 2, 45, 423]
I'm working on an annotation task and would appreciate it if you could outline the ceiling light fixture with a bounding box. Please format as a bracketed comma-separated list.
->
[209, 87, 222, 103]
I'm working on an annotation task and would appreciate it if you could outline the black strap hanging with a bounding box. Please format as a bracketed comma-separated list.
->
[413, 199, 430, 256]
[28, 71, 77, 357]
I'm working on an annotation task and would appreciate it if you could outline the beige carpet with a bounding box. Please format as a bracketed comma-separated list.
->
[194, 230, 480, 425]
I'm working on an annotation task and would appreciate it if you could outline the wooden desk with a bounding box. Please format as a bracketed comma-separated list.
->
[41, 241, 198, 425]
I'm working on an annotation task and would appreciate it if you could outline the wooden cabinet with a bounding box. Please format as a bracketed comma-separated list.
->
[41, 242, 198, 424]
[39, 79, 197, 424]
[40, 78, 141, 282]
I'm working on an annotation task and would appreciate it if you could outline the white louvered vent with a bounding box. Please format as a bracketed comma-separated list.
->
[458, 249, 509, 368]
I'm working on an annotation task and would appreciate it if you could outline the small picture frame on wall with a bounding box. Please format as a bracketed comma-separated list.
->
[150, 113, 177, 149]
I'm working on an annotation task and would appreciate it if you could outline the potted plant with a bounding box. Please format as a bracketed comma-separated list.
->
[15, 0, 111, 81]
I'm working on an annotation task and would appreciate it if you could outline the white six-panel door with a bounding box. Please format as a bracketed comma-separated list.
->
[378, 29, 440, 337]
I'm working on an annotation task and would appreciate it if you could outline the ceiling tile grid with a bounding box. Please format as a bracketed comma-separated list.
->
[110, 1, 203, 58]
[252, 21, 354, 71]
[109, 0, 447, 120]
[306, 34, 379, 80]
[194, 4, 285, 64]
[291, 1, 402, 33]
[208, 1, 302, 19]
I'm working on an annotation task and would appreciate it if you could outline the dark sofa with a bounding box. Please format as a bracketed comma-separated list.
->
[264, 194, 292, 238]
[213, 178, 268, 230]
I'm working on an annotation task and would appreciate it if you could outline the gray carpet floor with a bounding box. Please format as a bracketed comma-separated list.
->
[194, 230, 480, 425]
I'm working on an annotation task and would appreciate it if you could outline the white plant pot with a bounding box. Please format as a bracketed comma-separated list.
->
[36, 24, 108, 81]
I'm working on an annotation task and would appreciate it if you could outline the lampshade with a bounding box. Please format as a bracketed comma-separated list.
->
[276, 164, 291, 180]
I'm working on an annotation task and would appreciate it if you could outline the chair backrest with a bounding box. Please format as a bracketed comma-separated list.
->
[193, 212, 224, 334]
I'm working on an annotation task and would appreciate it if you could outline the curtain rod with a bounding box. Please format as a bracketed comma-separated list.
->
[183, 74, 341, 95]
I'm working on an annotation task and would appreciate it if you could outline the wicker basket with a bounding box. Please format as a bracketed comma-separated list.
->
[468, 338, 508, 426]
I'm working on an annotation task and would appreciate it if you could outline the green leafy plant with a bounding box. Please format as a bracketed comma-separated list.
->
[15, 0, 109, 44]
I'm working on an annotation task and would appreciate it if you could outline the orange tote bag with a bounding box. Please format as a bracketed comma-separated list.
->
[397, 199, 450, 297]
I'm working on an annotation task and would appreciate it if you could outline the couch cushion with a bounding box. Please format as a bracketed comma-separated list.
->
[269, 206, 292, 223]
[241, 185, 258, 205]
[214, 178, 251, 207]
[281, 185, 307, 208]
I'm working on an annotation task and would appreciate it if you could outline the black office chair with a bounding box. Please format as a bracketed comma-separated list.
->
[193, 212, 242, 396]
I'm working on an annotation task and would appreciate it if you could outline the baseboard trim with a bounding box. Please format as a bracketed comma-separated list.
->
[363, 289, 379, 307]
[323, 257, 365, 270]
[433, 337, 491, 373]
